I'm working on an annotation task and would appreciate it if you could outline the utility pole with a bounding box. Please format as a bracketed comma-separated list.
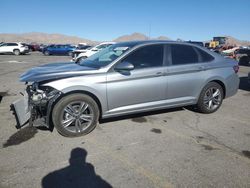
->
[148, 23, 151, 40]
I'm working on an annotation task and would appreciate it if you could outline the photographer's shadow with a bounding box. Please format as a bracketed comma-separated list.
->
[42, 147, 112, 188]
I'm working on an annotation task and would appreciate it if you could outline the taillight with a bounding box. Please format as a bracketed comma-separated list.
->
[233, 65, 239, 73]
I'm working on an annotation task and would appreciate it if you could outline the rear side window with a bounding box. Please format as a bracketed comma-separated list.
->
[195, 47, 214, 62]
[122, 44, 163, 69]
[171, 44, 198, 65]
[7, 43, 18, 46]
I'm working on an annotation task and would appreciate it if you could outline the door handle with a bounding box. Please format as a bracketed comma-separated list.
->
[197, 66, 206, 71]
[155, 72, 166, 76]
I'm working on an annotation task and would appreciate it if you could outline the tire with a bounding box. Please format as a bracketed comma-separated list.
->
[44, 51, 50, 56]
[196, 82, 224, 114]
[76, 56, 87, 64]
[68, 51, 73, 56]
[13, 49, 20, 55]
[52, 93, 99, 137]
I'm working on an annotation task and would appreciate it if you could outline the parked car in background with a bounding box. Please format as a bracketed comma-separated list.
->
[73, 42, 116, 63]
[71, 45, 92, 59]
[29, 43, 41, 51]
[0, 42, 29, 55]
[39, 44, 47, 52]
[12, 40, 239, 137]
[42, 44, 76, 56]
[235, 48, 250, 66]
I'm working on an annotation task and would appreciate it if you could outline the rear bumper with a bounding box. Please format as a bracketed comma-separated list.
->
[20, 48, 29, 54]
[225, 74, 240, 98]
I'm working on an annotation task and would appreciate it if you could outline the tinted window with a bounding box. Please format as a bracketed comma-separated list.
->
[7, 43, 18, 46]
[171, 44, 198, 65]
[195, 47, 214, 62]
[122, 45, 163, 69]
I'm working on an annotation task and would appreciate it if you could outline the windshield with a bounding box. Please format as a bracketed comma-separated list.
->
[79, 44, 131, 68]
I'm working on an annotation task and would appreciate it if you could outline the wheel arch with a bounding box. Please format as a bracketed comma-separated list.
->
[48, 90, 103, 132]
[61, 90, 103, 117]
[205, 79, 226, 98]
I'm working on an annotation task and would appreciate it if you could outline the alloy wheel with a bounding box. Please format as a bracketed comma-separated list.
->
[203, 87, 222, 111]
[60, 101, 94, 133]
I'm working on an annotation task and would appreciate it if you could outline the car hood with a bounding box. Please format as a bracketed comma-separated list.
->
[20, 62, 97, 82]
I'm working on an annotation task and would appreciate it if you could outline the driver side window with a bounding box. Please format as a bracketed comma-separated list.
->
[122, 44, 163, 69]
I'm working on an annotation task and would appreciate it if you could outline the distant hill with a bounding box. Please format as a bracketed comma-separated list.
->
[225, 36, 250, 46]
[0, 32, 96, 45]
[114, 32, 170, 42]
[0, 32, 249, 46]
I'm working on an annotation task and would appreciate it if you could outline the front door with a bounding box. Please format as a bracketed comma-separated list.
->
[106, 44, 168, 114]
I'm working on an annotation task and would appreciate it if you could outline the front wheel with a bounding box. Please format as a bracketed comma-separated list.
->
[13, 49, 20, 55]
[52, 93, 99, 137]
[44, 51, 50, 56]
[196, 82, 224, 113]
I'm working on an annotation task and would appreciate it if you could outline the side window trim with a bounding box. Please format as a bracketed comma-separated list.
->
[192, 46, 203, 62]
[163, 44, 171, 66]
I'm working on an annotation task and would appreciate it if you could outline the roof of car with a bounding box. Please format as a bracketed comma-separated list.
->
[116, 40, 214, 49]
[116, 40, 192, 46]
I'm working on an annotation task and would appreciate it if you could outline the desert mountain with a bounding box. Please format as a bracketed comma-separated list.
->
[225, 36, 250, 46]
[0, 32, 249, 46]
[113, 32, 170, 42]
[0, 32, 96, 45]
[114, 32, 149, 42]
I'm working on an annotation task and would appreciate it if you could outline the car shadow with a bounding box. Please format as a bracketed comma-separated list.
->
[239, 76, 250, 91]
[100, 107, 184, 124]
[41, 148, 112, 188]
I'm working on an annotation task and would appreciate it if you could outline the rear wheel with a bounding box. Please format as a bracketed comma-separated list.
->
[52, 93, 99, 137]
[196, 82, 223, 113]
[44, 51, 50, 56]
[13, 49, 20, 55]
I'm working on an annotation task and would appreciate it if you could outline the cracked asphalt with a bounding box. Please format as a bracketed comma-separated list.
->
[0, 52, 250, 188]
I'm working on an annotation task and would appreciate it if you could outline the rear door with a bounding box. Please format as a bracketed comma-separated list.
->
[166, 44, 214, 101]
[106, 44, 168, 113]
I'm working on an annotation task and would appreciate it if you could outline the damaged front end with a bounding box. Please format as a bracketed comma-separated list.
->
[11, 82, 62, 129]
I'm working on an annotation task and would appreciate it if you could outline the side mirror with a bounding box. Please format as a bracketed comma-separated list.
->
[114, 61, 134, 71]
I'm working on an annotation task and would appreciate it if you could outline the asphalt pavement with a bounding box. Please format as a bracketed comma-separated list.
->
[0, 52, 250, 188]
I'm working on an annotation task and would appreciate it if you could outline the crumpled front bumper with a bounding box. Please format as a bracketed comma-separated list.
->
[10, 85, 62, 129]
[10, 93, 30, 129]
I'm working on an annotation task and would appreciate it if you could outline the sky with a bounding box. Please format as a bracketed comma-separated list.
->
[1, 0, 250, 41]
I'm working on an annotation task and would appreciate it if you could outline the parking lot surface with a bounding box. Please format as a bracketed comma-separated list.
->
[0, 52, 250, 188]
